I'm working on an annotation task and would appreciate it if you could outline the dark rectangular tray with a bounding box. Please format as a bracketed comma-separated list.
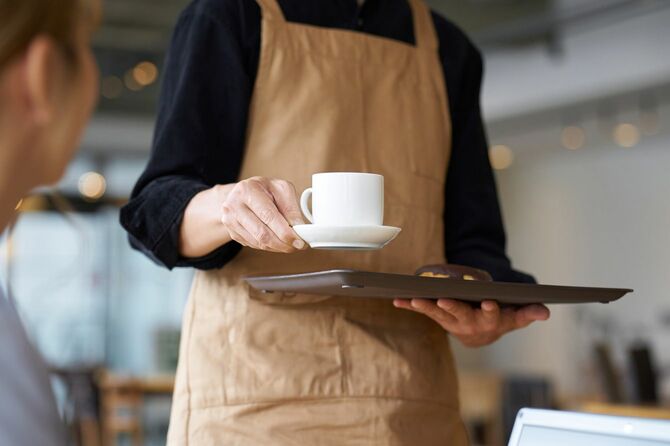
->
[244, 269, 632, 305]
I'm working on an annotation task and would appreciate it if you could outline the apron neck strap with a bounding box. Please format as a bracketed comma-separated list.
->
[409, 0, 438, 51]
[255, 0, 286, 23]
[255, 0, 437, 50]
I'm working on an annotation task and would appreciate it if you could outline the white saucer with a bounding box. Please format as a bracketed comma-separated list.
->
[293, 224, 401, 250]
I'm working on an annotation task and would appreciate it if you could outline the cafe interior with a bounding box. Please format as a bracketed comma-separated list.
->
[1, 0, 669, 445]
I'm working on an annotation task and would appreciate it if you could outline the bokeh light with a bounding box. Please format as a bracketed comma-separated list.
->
[133, 61, 159, 87]
[124, 70, 143, 92]
[489, 144, 514, 170]
[613, 123, 640, 148]
[101, 76, 123, 99]
[78, 172, 107, 201]
[561, 125, 586, 150]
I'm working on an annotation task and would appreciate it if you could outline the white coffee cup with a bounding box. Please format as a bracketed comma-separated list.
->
[300, 172, 384, 226]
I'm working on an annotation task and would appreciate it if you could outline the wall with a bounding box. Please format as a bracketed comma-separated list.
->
[476, 117, 670, 398]
[458, 5, 670, 399]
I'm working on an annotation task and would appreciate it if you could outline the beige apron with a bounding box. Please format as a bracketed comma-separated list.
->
[167, 0, 469, 444]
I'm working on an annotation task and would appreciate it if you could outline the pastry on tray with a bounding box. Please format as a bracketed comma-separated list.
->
[415, 264, 493, 282]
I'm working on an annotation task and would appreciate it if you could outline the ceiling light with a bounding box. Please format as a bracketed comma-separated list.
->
[78, 172, 107, 201]
[561, 125, 586, 150]
[101, 76, 123, 99]
[124, 70, 143, 92]
[489, 144, 514, 170]
[613, 123, 640, 148]
[133, 61, 159, 87]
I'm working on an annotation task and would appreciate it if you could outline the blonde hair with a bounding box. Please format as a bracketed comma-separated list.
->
[0, 0, 100, 69]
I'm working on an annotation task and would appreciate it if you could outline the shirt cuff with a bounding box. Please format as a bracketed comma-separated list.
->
[121, 177, 232, 270]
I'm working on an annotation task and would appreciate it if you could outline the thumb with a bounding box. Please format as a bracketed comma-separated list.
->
[518, 304, 551, 326]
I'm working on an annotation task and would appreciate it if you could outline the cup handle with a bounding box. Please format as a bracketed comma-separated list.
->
[300, 188, 314, 224]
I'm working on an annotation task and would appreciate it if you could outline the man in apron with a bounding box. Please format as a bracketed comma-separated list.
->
[121, 0, 550, 443]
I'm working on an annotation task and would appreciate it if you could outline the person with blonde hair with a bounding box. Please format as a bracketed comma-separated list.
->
[0, 0, 100, 444]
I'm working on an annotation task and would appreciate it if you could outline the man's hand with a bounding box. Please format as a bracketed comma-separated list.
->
[393, 298, 550, 348]
[221, 177, 306, 253]
[179, 177, 307, 258]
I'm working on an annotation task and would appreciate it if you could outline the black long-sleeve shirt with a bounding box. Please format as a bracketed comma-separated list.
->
[119, 0, 534, 283]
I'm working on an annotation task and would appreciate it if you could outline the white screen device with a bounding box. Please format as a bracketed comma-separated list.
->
[508, 408, 670, 446]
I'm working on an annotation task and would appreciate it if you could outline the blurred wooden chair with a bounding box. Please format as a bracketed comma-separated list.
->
[459, 371, 555, 446]
[459, 371, 504, 446]
[97, 371, 144, 446]
[578, 401, 670, 420]
[500, 375, 554, 441]
[50, 366, 101, 446]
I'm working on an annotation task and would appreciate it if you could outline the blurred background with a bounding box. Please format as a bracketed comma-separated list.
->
[1, 0, 669, 445]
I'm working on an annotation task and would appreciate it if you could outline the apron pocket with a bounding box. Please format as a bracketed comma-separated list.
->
[222, 291, 345, 404]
